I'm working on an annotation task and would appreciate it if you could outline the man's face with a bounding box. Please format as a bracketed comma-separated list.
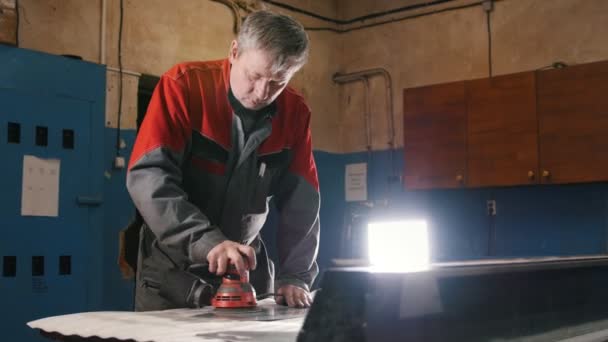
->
[229, 40, 297, 110]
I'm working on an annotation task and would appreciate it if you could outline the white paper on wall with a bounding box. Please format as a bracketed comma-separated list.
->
[345, 163, 367, 202]
[21, 155, 61, 217]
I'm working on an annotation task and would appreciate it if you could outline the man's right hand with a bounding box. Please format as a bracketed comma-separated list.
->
[207, 241, 257, 277]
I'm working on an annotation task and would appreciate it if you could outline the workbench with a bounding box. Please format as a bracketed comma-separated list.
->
[28, 299, 307, 342]
[28, 256, 608, 342]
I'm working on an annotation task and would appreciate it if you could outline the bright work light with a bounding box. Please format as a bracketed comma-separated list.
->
[367, 220, 429, 272]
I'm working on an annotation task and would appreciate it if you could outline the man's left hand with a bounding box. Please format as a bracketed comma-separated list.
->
[276, 284, 312, 308]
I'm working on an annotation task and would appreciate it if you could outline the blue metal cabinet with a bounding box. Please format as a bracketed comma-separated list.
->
[0, 46, 105, 342]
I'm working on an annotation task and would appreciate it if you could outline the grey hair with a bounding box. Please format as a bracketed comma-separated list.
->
[237, 10, 309, 74]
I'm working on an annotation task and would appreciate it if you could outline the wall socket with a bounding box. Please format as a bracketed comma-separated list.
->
[113, 156, 126, 169]
[487, 200, 497, 216]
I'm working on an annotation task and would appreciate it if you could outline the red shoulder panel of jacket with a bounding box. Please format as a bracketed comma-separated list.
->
[259, 88, 319, 191]
[130, 59, 318, 191]
[128, 70, 191, 170]
[177, 60, 233, 150]
[129, 60, 235, 171]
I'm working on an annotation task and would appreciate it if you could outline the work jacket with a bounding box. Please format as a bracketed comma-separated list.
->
[126, 59, 320, 294]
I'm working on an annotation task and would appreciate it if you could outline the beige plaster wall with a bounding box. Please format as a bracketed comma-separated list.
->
[0, 0, 18, 45]
[270, 0, 342, 152]
[17, 0, 342, 151]
[336, 0, 608, 152]
[14, 0, 608, 153]
[336, 0, 432, 20]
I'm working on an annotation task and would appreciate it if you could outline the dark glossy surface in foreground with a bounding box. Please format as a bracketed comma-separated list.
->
[299, 256, 608, 342]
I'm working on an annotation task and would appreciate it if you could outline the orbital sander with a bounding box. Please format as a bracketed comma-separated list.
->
[211, 265, 258, 308]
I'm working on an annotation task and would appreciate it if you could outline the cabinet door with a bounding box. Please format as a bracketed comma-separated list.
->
[467, 72, 539, 187]
[403, 81, 467, 189]
[537, 61, 608, 184]
[0, 46, 106, 342]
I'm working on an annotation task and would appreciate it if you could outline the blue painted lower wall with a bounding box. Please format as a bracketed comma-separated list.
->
[101, 129, 608, 309]
[100, 129, 137, 310]
[311, 149, 608, 265]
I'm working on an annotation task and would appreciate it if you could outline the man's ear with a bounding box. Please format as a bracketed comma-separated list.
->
[229, 40, 238, 63]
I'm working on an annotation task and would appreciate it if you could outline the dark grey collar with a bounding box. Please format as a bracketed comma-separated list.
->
[227, 87, 277, 120]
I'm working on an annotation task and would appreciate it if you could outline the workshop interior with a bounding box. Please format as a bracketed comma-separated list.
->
[2, 0, 608, 341]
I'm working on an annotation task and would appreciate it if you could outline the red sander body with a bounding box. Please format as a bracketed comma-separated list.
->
[211, 266, 257, 308]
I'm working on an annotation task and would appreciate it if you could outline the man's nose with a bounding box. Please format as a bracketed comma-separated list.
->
[255, 80, 270, 100]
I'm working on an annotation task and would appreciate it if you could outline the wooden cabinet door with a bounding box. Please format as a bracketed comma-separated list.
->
[537, 61, 608, 184]
[403, 81, 467, 189]
[467, 72, 539, 187]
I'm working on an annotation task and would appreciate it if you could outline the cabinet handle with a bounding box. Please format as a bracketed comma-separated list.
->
[542, 170, 551, 179]
[76, 195, 103, 206]
[527, 170, 535, 180]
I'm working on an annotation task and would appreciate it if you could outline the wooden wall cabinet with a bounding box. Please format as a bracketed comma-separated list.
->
[403, 60, 608, 189]
[403, 81, 467, 189]
[537, 60, 608, 184]
[467, 72, 538, 187]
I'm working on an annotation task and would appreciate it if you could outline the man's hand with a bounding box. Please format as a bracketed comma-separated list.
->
[207, 241, 256, 277]
[276, 284, 312, 308]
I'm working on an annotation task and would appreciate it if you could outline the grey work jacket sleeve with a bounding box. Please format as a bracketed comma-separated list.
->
[126, 75, 227, 264]
[274, 110, 321, 291]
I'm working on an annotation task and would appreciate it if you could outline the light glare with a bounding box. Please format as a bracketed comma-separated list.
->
[368, 220, 429, 272]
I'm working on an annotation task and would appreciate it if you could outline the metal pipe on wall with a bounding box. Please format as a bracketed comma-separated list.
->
[333, 69, 398, 188]
[100, 1, 140, 76]
[210, 0, 244, 34]
[100, 0, 106, 64]
[361, 78, 372, 152]
[333, 75, 375, 202]
[360, 77, 374, 197]
[332, 76, 373, 152]
[333, 68, 396, 152]
[107, 66, 140, 77]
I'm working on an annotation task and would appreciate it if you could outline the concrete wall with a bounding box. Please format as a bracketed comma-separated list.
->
[0, 0, 18, 45]
[336, 0, 608, 152]
[18, 0, 342, 151]
[336, 0, 435, 20]
[16, 0, 608, 153]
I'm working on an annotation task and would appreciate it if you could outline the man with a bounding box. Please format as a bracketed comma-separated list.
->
[126, 10, 320, 310]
